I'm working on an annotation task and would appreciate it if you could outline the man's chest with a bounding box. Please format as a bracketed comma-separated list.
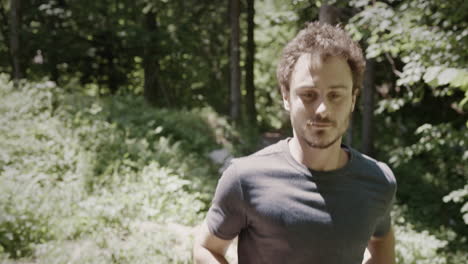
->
[244, 176, 387, 246]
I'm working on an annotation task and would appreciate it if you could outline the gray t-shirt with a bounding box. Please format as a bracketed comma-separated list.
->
[206, 139, 397, 264]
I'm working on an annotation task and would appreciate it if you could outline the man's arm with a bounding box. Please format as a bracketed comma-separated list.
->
[362, 226, 396, 264]
[193, 220, 233, 264]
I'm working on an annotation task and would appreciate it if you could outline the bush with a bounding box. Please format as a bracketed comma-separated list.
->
[393, 205, 468, 264]
[0, 75, 228, 261]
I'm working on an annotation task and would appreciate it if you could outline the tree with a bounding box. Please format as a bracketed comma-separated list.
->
[142, 9, 162, 105]
[318, 3, 340, 25]
[229, 0, 241, 121]
[361, 58, 375, 155]
[9, 0, 22, 82]
[245, 0, 257, 126]
[0, 2, 11, 75]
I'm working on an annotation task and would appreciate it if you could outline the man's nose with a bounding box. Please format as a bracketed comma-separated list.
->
[315, 100, 328, 117]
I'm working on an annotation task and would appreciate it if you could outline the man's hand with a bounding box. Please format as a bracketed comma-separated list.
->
[362, 227, 396, 264]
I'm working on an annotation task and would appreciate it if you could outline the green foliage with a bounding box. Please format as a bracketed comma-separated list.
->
[394, 217, 448, 263]
[379, 121, 468, 258]
[253, 0, 300, 130]
[348, 0, 468, 258]
[0, 0, 231, 109]
[0, 75, 233, 261]
[347, 0, 468, 109]
[443, 185, 468, 225]
[392, 205, 468, 264]
[423, 66, 468, 107]
[30, 223, 195, 264]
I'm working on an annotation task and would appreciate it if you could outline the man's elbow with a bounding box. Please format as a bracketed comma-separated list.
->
[364, 228, 396, 264]
[193, 243, 229, 264]
[192, 223, 231, 264]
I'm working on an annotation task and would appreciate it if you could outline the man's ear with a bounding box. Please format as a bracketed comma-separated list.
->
[282, 89, 290, 111]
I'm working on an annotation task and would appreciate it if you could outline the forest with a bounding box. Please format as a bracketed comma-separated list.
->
[0, 0, 467, 263]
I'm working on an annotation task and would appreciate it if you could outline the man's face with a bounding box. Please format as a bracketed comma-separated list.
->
[283, 54, 356, 149]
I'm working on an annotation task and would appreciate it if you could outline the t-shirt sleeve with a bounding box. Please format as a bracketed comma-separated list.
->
[372, 199, 393, 237]
[206, 162, 247, 240]
[373, 162, 397, 237]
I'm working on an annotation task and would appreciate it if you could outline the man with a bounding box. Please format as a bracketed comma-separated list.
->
[193, 22, 397, 264]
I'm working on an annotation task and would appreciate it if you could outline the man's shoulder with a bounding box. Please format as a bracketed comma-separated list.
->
[236, 139, 285, 159]
[227, 139, 291, 175]
[349, 148, 397, 186]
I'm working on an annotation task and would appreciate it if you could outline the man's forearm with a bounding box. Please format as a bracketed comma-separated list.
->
[363, 228, 396, 264]
[193, 245, 229, 264]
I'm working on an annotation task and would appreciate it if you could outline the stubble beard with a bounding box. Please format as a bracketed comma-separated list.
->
[300, 113, 352, 149]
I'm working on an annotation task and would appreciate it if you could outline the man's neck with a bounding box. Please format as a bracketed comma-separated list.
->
[288, 136, 348, 171]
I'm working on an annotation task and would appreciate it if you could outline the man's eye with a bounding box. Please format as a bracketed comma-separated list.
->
[301, 93, 315, 99]
[329, 93, 342, 100]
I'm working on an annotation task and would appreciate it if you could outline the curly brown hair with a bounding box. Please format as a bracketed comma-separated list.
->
[277, 21, 366, 95]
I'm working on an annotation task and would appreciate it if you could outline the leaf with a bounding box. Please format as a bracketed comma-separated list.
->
[154, 126, 163, 135]
[423, 66, 443, 86]
[415, 124, 432, 134]
[438, 68, 459, 86]
[451, 70, 468, 91]
[142, 4, 153, 14]
[423, 67, 468, 92]
[459, 91, 468, 108]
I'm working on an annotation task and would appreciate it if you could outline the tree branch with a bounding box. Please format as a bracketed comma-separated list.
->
[384, 52, 403, 78]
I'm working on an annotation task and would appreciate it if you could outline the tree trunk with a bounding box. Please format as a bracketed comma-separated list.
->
[105, 44, 118, 94]
[9, 0, 22, 82]
[361, 59, 375, 155]
[0, 4, 13, 75]
[102, 5, 118, 94]
[319, 4, 340, 25]
[245, 0, 256, 126]
[142, 11, 162, 105]
[102, 30, 118, 94]
[229, 0, 241, 121]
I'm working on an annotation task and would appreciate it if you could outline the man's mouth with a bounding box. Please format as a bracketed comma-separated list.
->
[306, 120, 334, 127]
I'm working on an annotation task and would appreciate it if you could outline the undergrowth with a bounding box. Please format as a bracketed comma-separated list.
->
[0, 75, 465, 263]
[0, 75, 233, 262]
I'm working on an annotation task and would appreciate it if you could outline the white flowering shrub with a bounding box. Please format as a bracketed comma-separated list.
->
[395, 224, 447, 264]
[0, 75, 232, 262]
